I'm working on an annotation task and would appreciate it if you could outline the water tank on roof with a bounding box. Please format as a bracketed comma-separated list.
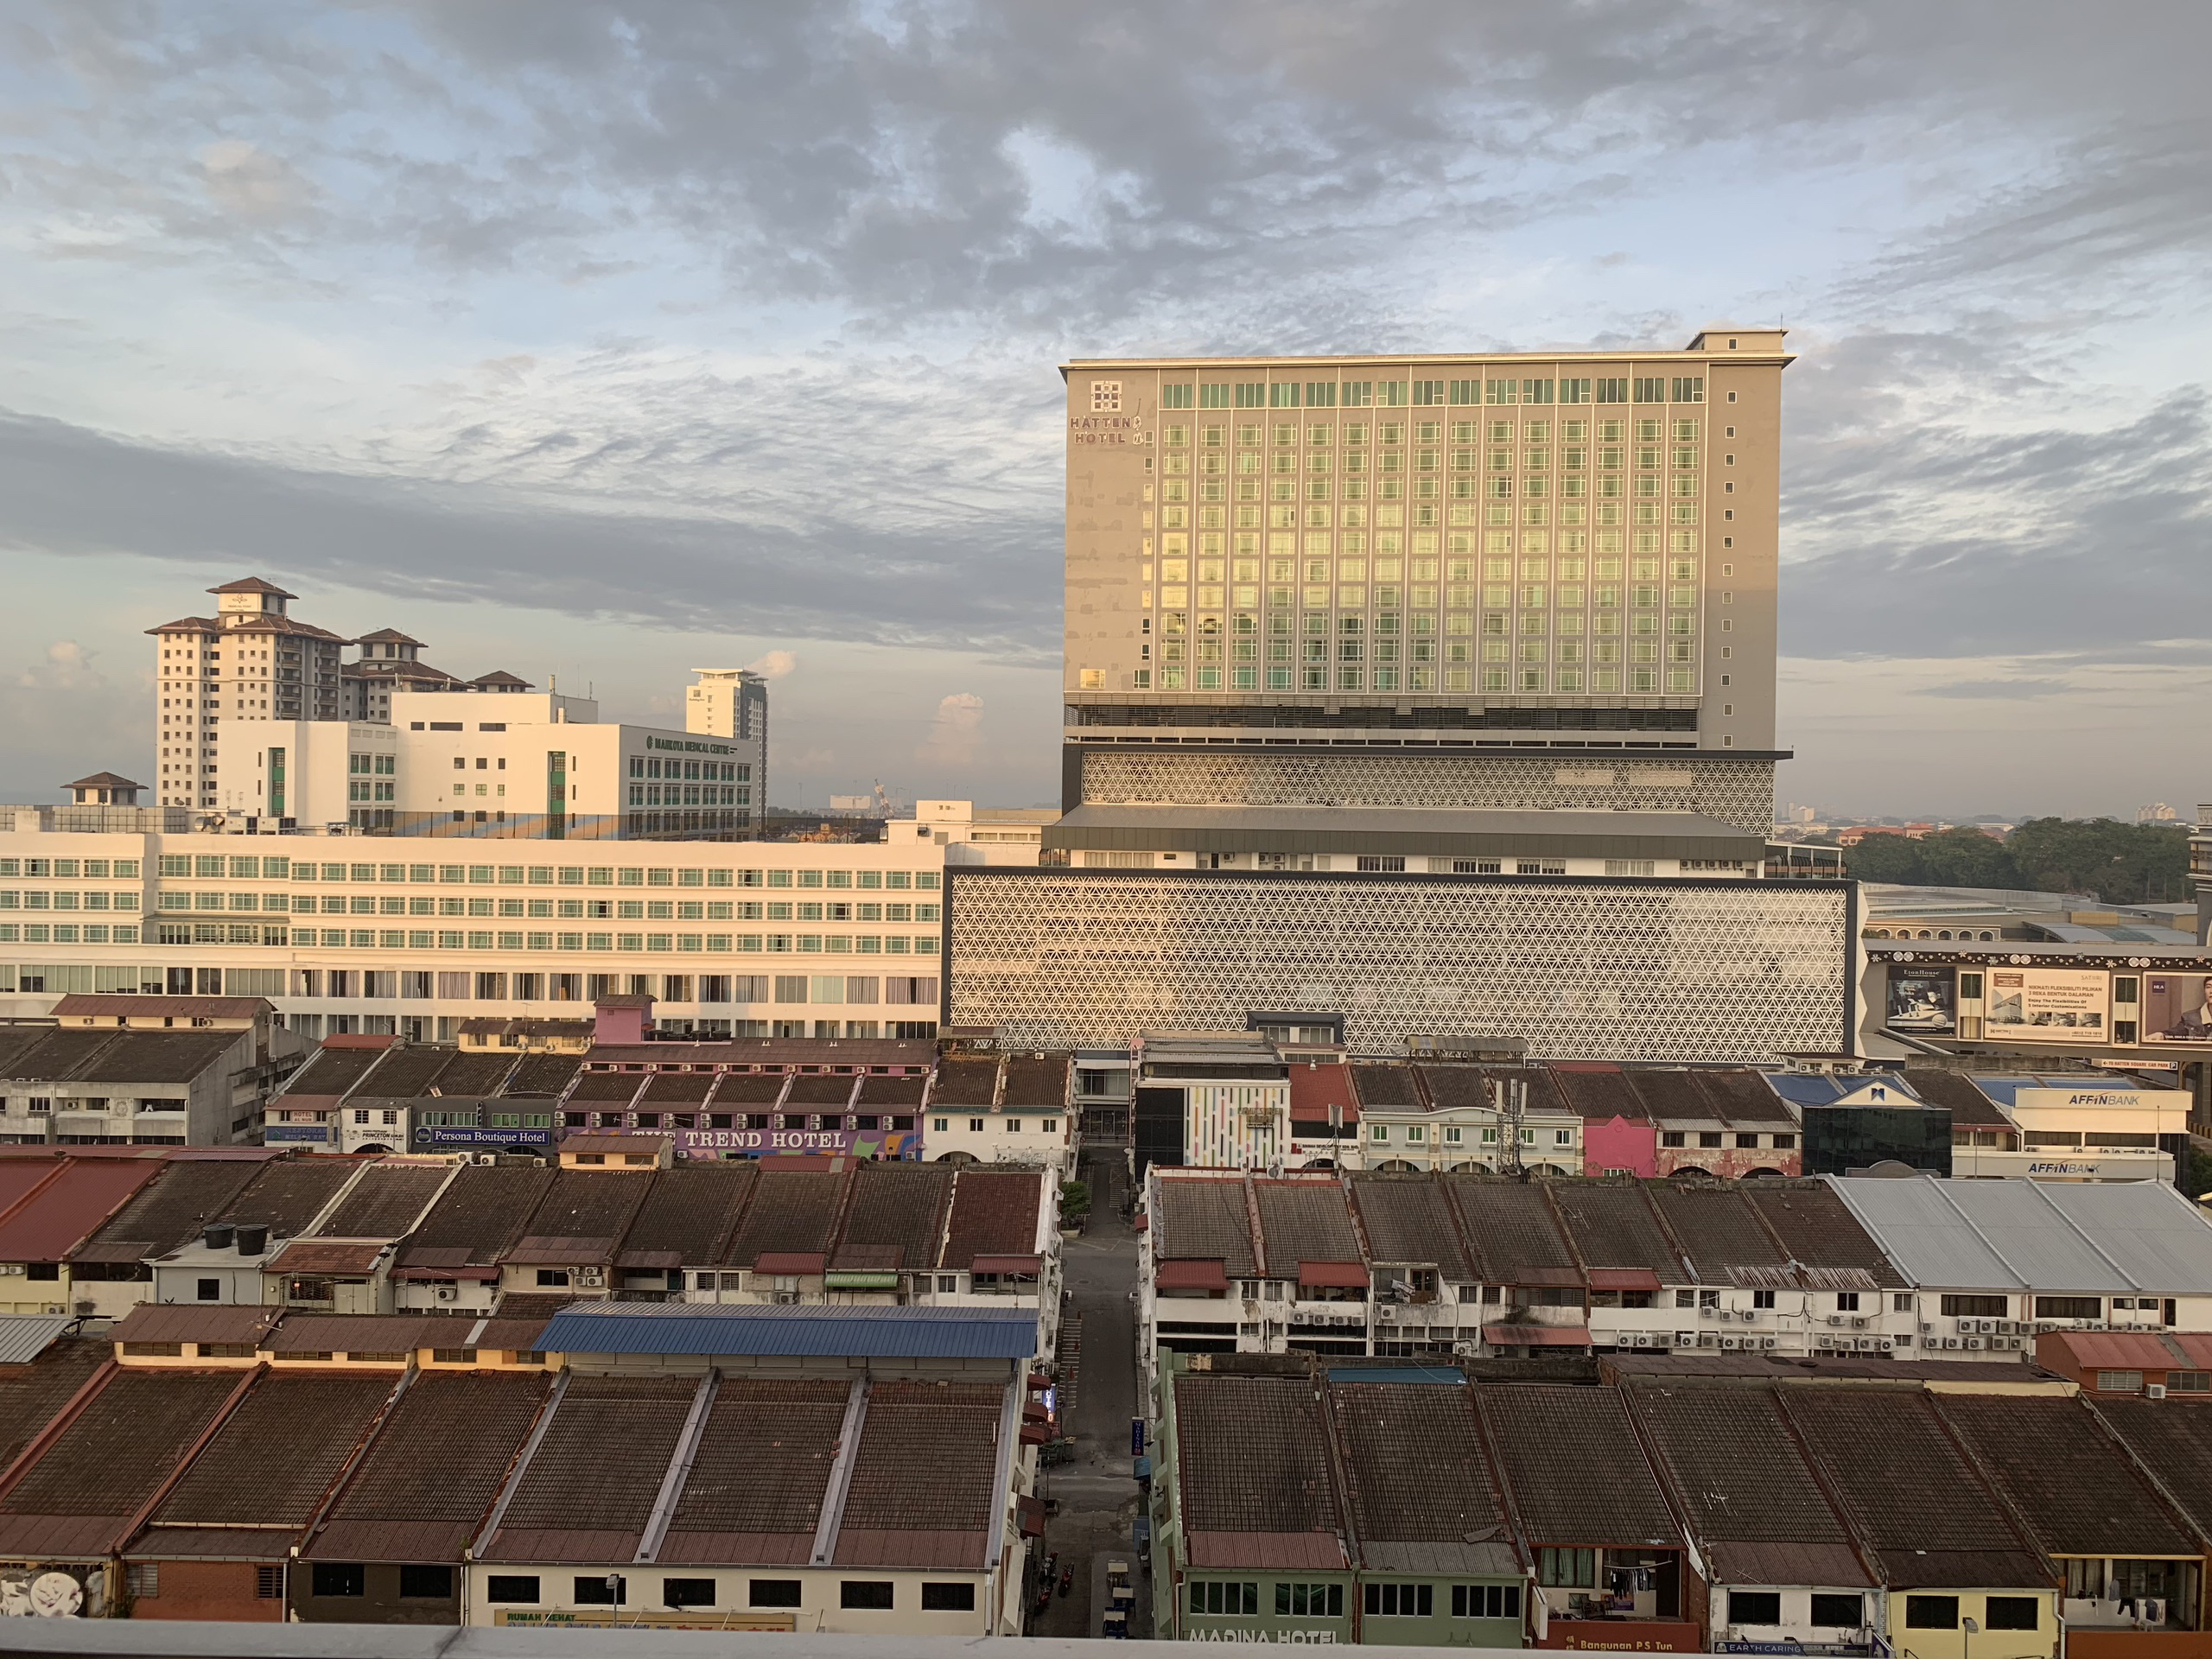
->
[203, 1224, 235, 1251]
[234, 1224, 270, 1255]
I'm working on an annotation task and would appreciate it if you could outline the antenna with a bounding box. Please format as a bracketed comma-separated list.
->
[1493, 1074, 1527, 1179]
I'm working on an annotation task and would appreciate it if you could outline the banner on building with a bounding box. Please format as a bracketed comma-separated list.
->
[2143, 974, 2212, 1046]
[1984, 969, 2109, 1043]
[1884, 967, 1955, 1034]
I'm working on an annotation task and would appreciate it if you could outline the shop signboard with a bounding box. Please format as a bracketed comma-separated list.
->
[1984, 969, 2109, 1043]
[264, 1123, 330, 1143]
[411, 1125, 554, 1149]
[569, 1124, 919, 1161]
[2143, 973, 2212, 1045]
[1885, 966, 1956, 1034]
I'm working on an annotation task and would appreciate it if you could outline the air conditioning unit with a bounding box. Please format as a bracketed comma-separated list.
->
[577, 1268, 606, 1288]
[1827, 1314, 1845, 1326]
[1759, 1338, 1778, 1350]
[1675, 1332, 1697, 1347]
[1700, 1306, 1716, 1319]
[1942, 1337, 1961, 1350]
[434, 1285, 458, 1302]
[1966, 1338, 1985, 1351]
[474, 1152, 498, 1166]
[1720, 1336, 1741, 1351]
[2146, 1384, 2169, 1401]
[1697, 1334, 1716, 1348]
[1851, 1317, 1868, 1329]
[1815, 1334, 1834, 1349]
[1878, 1338, 1895, 1352]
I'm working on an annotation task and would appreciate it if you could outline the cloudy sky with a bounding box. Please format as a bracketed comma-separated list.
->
[1, 2, 2206, 819]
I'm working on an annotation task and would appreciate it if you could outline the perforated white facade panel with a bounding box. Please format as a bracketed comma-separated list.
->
[1077, 750, 1777, 835]
[949, 870, 1851, 1058]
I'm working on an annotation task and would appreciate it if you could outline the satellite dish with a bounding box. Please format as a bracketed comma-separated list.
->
[29, 1573, 82, 1617]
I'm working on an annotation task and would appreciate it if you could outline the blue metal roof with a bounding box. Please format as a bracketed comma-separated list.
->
[539, 1300, 1039, 1359]
[1325, 1363, 1466, 1386]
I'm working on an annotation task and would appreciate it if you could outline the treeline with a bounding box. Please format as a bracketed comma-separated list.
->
[1840, 817, 2191, 906]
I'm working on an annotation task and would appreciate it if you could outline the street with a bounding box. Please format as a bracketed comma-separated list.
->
[1028, 1147, 1153, 1640]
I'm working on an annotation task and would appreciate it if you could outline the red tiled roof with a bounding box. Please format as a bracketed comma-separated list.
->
[0, 1160, 163, 1263]
[52, 995, 266, 1020]
[1156, 1259, 1231, 1291]
[1588, 1268, 1662, 1291]
[111, 1305, 279, 1347]
[1483, 1324, 1592, 1347]
[2041, 1330, 2212, 1373]
[1297, 1261, 1367, 1288]
[753, 1251, 827, 1274]
[265, 1239, 389, 1276]
[308, 1370, 553, 1563]
[1288, 1064, 1357, 1124]
[939, 1168, 1044, 1270]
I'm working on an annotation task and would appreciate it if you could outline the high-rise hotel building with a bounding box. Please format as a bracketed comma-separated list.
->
[1056, 333, 1789, 845]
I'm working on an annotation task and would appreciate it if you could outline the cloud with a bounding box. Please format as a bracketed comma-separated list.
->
[0, 409, 1058, 658]
[197, 140, 315, 220]
[2, 0, 2212, 817]
[745, 649, 798, 680]
[917, 691, 985, 768]
[16, 639, 102, 690]
[1920, 677, 2072, 700]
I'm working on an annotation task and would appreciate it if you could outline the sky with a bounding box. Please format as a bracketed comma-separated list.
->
[0, 2, 2207, 819]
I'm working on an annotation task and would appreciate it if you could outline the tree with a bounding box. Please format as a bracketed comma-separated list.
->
[1840, 817, 2190, 904]
[2003, 817, 2190, 905]
[1840, 834, 1933, 885]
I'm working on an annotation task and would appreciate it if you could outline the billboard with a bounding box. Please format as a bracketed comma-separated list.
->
[2143, 973, 2212, 1046]
[1885, 967, 1955, 1034]
[1984, 969, 2109, 1043]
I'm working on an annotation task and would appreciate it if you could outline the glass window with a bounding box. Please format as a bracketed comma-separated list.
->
[1190, 1581, 1258, 1616]
[1730, 1592, 1783, 1626]
[1810, 1593, 1864, 1628]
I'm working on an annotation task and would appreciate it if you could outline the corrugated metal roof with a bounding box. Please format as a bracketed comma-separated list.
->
[2032, 1180, 2212, 1294]
[539, 1301, 1038, 1359]
[1848, 1173, 2212, 1300]
[1936, 1179, 2135, 1293]
[1824, 1175, 2025, 1289]
[0, 1314, 70, 1366]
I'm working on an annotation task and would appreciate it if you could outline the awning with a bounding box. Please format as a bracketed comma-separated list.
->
[1025, 1371, 1052, 1391]
[753, 1252, 827, 1275]
[1023, 1401, 1051, 1423]
[1298, 1261, 1370, 1290]
[1020, 1422, 1051, 1446]
[1155, 1259, 1231, 1292]
[1587, 1268, 1662, 1292]
[1484, 1323, 1592, 1348]
[1017, 1496, 1047, 1538]
[970, 1254, 1043, 1276]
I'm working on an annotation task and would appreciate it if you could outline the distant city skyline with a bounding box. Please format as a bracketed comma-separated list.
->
[1, 7, 2207, 815]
